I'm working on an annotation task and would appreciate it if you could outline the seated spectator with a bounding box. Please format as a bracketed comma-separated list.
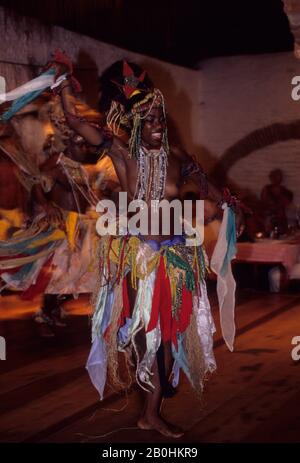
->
[261, 169, 293, 236]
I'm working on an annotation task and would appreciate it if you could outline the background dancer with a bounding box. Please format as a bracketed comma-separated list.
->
[0, 93, 100, 336]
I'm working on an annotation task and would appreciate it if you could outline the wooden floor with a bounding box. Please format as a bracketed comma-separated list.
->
[0, 285, 300, 443]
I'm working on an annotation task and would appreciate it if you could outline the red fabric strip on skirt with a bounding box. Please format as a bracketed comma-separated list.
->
[119, 276, 131, 327]
[146, 255, 193, 350]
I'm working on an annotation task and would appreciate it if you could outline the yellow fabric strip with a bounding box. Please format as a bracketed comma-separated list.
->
[65, 211, 78, 252]
[27, 228, 65, 249]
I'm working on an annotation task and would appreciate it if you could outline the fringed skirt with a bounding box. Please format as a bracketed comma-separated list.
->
[87, 234, 217, 399]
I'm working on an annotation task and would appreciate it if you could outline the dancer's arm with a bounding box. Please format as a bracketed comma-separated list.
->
[172, 145, 216, 200]
[173, 145, 248, 236]
[45, 51, 104, 147]
[31, 184, 63, 224]
[46, 52, 125, 166]
[59, 81, 104, 147]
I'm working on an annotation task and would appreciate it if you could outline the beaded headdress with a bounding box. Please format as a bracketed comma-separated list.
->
[106, 61, 169, 202]
[106, 61, 169, 159]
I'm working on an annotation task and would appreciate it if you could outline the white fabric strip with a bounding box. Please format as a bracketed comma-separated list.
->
[210, 204, 236, 351]
[0, 73, 55, 102]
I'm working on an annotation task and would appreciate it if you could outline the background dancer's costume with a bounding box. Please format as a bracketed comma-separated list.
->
[0, 152, 99, 298]
[0, 64, 100, 302]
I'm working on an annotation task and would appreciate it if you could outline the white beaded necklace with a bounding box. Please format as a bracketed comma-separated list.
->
[134, 145, 168, 203]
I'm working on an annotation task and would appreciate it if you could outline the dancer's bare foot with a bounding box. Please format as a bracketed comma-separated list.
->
[137, 416, 184, 438]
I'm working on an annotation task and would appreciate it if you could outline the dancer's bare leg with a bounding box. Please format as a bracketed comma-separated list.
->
[126, 272, 183, 438]
[39, 294, 67, 327]
[34, 294, 58, 337]
[138, 342, 184, 438]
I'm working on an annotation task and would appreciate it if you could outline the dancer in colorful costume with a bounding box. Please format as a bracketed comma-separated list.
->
[0, 81, 100, 336]
[48, 56, 245, 436]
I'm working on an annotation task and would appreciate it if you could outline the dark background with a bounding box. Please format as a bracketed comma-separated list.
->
[0, 0, 294, 67]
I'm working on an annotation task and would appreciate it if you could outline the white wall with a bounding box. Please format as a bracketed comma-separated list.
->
[198, 54, 300, 204]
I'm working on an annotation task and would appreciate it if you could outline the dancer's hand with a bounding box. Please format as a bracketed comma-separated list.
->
[52, 49, 73, 73]
[45, 49, 82, 93]
[44, 203, 64, 226]
[45, 49, 73, 77]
